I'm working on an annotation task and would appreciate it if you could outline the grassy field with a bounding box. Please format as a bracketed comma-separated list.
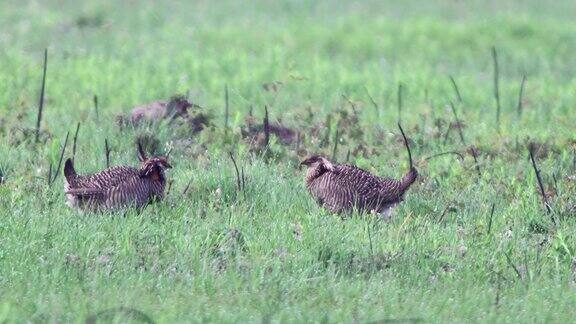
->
[1, 0, 576, 322]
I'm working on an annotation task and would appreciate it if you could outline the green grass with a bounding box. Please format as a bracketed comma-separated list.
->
[1, 0, 576, 322]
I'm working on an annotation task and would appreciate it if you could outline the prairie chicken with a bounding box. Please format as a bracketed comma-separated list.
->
[242, 107, 297, 148]
[116, 96, 192, 127]
[300, 155, 418, 216]
[63, 143, 172, 212]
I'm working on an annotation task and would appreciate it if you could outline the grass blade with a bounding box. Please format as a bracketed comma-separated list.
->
[397, 82, 403, 123]
[529, 146, 554, 223]
[35, 48, 48, 143]
[504, 252, 523, 281]
[93, 94, 99, 122]
[397, 122, 413, 169]
[105, 139, 111, 168]
[224, 85, 229, 136]
[331, 128, 339, 162]
[47, 161, 52, 186]
[492, 46, 501, 129]
[364, 86, 379, 114]
[449, 75, 463, 103]
[229, 152, 242, 193]
[263, 106, 270, 148]
[50, 131, 69, 185]
[487, 202, 495, 234]
[517, 75, 527, 118]
[450, 101, 481, 177]
[72, 122, 80, 162]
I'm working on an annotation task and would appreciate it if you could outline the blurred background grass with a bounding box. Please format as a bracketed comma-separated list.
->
[0, 0, 575, 322]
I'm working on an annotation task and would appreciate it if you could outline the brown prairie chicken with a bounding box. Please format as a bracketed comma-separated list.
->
[117, 96, 192, 127]
[300, 155, 418, 216]
[64, 143, 172, 212]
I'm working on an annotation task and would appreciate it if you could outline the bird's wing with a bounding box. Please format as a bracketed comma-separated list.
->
[103, 175, 153, 208]
[69, 166, 139, 190]
[336, 165, 403, 206]
[67, 166, 140, 200]
[308, 172, 354, 213]
[372, 177, 403, 202]
[65, 187, 105, 197]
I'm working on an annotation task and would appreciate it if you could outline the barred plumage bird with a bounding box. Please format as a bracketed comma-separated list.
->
[300, 155, 418, 216]
[63, 143, 171, 212]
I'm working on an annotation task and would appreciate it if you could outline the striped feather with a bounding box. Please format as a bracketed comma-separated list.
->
[304, 157, 417, 215]
[63, 158, 167, 212]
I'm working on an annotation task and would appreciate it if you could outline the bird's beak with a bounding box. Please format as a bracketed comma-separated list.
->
[165, 162, 173, 169]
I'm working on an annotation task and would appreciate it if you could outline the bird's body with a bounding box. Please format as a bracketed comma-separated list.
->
[302, 156, 417, 216]
[126, 97, 191, 125]
[63, 144, 171, 213]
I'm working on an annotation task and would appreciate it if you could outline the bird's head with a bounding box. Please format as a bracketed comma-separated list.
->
[166, 95, 192, 118]
[300, 155, 335, 172]
[137, 142, 172, 181]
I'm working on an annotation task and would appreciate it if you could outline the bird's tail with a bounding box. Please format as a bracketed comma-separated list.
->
[64, 158, 76, 181]
[399, 167, 418, 193]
